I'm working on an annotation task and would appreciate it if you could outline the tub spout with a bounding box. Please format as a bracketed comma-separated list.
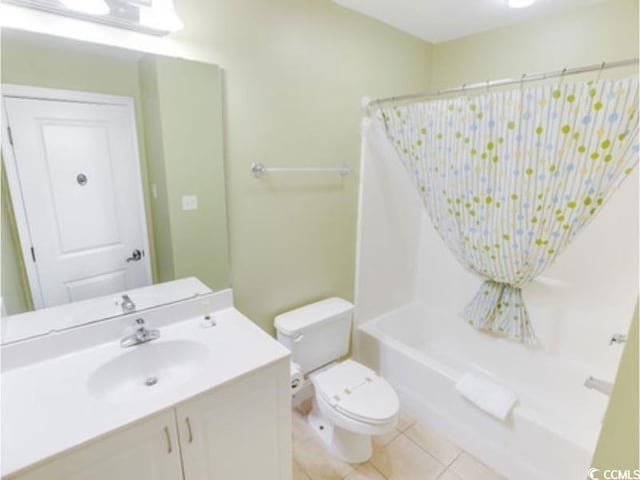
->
[584, 376, 613, 396]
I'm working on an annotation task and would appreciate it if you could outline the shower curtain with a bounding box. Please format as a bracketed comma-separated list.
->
[371, 77, 639, 344]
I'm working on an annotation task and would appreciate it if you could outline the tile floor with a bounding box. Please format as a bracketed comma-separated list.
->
[292, 401, 505, 480]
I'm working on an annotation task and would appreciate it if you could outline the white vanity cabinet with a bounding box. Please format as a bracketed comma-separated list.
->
[177, 361, 292, 480]
[8, 361, 292, 480]
[8, 411, 183, 480]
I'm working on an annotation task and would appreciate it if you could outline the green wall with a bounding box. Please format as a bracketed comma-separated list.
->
[592, 303, 639, 472]
[4, 0, 636, 338]
[139, 56, 229, 290]
[430, 0, 639, 88]
[139, 57, 175, 283]
[168, 0, 637, 336]
[170, 0, 434, 333]
[0, 162, 31, 314]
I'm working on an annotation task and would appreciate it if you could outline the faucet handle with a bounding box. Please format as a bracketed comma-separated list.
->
[609, 333, 627, 345]
[121, 294, 136, 313]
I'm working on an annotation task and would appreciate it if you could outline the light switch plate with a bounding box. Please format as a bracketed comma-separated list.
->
[182, 195, 198, 211]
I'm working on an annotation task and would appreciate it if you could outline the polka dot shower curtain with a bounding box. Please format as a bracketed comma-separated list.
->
[378, 77, 639, 344]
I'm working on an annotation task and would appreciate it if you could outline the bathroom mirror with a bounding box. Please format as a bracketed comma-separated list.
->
[0, 29, 230, 341]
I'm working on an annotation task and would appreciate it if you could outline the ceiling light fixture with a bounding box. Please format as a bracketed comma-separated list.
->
[3, 0, 183, 35]
[507, 0, 536, 8]
[59, 0, 110, 15]
[139, 0, 183, 32]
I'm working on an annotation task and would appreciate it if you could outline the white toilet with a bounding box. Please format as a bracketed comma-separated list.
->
[275, 298, 399, 463]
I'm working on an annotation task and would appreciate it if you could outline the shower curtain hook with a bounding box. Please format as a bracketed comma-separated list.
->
[486, 79, 491, 93]
[361, 96, 372, 117]
[518, 73, 527, 108]
[558, 67, 568, 88]
[596, 61, 606, 82]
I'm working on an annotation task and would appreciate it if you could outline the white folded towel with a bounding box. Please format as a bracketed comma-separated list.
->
[455, 373, 517, 421]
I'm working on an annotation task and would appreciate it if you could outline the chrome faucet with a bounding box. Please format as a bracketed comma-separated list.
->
[121, 294, 136, 313]
[120, 318, 161, 348]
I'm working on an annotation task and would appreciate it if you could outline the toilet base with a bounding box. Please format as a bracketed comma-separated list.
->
[308, 403, 373, 463]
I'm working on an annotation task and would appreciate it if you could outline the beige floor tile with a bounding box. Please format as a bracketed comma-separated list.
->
[295, 398, 314, 416]
[395, 410, 416, 432]
[371, 434, 446, 480]
[449, 452, 505, 480]
[293, 460, 312, 480]
[293, 409, 315, 441]
[372, 428, 401, 451]
[345, 463, 387, 479]
[293, 429, 354, 480]
[405, 423, 461, 466]
[437, 470, 463, 480]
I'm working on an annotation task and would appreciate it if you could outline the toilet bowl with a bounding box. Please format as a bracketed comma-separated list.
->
[274, 298, 400, 463]
[308, 360, 399, 463]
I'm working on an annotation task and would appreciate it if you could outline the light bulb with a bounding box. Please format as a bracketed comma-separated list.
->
[139, 0, 183, 32]
[60, 0, 110, 15]
[507, 0, 536, 8]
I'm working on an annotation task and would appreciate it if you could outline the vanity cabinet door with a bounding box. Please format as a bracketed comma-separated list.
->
[9, 411, 183, 480]
[176, 361, 292, 480]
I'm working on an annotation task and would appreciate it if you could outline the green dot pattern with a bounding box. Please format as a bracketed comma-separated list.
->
[378, 76, 639, 345]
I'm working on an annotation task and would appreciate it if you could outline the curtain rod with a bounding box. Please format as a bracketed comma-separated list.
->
[364, 58, 639, 112]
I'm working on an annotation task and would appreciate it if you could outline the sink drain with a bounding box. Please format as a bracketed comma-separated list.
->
[145, 376, 158, 387]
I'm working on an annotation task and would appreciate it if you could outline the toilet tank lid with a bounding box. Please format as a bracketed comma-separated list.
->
[275, 298, 354, 336]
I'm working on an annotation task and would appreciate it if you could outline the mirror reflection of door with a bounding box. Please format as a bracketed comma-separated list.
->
[2, 86, 152, 309]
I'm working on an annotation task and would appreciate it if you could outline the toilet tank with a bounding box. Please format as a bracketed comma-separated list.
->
[275, 298, 354, 375]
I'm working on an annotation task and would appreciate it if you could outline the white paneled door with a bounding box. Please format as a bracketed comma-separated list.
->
[2, 88, 152, 309]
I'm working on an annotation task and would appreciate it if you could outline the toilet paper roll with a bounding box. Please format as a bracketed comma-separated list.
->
[290, 362, 304, 395]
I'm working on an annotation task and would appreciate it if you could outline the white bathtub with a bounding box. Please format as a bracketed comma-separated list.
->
[356, 303, 608, 480]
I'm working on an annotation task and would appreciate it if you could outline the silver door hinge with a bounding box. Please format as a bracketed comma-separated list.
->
[30, 247, 36, 262]
[7, 127, 14, 146]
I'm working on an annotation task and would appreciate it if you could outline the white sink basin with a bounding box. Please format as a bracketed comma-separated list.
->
[87, 340, 210, 402]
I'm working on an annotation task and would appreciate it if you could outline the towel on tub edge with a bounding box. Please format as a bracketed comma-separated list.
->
[455, 373, 517, 421]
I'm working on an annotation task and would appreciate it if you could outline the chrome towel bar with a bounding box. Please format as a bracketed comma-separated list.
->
[251, 162, 351, 178]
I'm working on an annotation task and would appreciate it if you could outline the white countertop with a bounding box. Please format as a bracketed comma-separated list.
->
[1, 306, 290, 477]
[1, 277, 213, 344]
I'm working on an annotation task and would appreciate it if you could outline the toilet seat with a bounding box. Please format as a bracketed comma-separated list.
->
[311, 360, 399, 426]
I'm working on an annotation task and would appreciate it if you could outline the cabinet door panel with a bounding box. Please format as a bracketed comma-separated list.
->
[177, 361, 291, 480]
[10, 411, 182, 480]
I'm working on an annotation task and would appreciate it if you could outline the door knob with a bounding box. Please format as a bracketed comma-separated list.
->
[126, 249, 143, 263]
